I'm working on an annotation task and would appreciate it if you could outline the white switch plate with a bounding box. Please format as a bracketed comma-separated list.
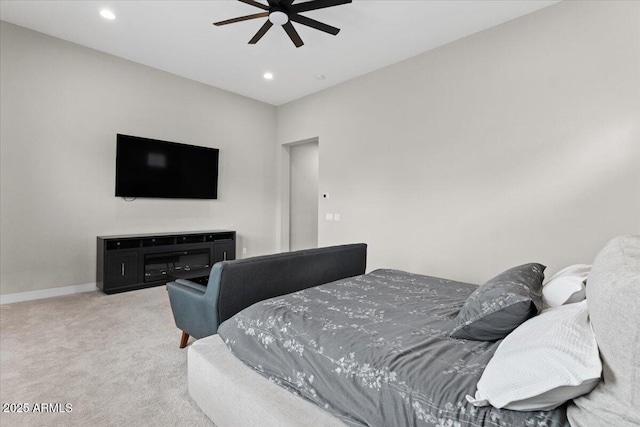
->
[242, 247, 247, 255]
[334, 214, 341, 221]
[325, 213, 334, 221]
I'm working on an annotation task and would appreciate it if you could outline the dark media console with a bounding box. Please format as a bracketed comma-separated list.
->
[97, 230, 236, 294]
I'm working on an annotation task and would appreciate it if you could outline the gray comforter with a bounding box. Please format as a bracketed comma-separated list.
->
[217, 269, 569, 427]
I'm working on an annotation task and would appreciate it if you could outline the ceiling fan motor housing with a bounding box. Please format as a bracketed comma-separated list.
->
[269, 10, 289, 25]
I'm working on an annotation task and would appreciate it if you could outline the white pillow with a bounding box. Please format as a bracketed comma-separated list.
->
[466, 300, 601, 411]
[542, 264, 591, 309]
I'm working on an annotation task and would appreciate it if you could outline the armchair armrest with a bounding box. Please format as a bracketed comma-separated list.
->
[167, 279, 218, 340]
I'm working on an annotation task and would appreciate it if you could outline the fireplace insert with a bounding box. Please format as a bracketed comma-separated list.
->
[144, 249, 210, 283]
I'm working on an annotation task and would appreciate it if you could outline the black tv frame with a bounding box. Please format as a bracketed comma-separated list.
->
[115, 134, 219, 200]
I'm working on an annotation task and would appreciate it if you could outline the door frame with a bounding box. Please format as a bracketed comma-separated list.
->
[278, 137, 319, 252]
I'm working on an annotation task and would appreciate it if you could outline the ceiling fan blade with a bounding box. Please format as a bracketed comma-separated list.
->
[249, 20, 274, 44]
[214, 12, 268, 26]
[291, 0, 351, 14]
[269, 0, 294, 7]
[282, 22, 304, 48]
[290, 14, 339, 35]
[238, 0, 269, 11]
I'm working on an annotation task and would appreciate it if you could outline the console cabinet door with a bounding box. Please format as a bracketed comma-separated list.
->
[214, 241, 235, 263]
[106, 251, 139, 290]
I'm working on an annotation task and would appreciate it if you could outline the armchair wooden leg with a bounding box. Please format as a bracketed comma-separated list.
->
[180, 331, 190, 349]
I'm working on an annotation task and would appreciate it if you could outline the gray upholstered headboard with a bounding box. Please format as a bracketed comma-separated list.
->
[567, 235, 640, 426]
[215, 243, 367, 326]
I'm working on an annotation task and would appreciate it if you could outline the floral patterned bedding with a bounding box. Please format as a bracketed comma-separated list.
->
[217, 269, 569, 427]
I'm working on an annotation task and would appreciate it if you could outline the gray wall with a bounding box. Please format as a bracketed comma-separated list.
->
[277, 0, 640, 283]
[0, 22, 278, 295]
[2, 0, 639, 295]
[289, 141, 319, 251]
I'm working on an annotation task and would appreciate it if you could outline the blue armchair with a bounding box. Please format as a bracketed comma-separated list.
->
[167, 243, 367, 348]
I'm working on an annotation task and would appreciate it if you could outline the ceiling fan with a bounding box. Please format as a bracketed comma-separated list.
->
[213, 0, 352, 48]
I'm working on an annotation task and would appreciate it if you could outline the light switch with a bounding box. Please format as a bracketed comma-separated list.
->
[325, 213, 334, 221]
[334, 214, 341, 221]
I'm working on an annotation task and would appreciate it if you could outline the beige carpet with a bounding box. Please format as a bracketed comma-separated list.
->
[0, 287, 215, 426]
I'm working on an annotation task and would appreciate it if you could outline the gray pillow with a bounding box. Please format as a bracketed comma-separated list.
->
[450, 263, 545, 341]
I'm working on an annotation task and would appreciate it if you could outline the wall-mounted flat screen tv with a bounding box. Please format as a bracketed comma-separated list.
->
[115, 134, 219, 199]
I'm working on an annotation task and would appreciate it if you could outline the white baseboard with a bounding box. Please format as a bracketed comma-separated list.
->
[0, 283, 98, 305]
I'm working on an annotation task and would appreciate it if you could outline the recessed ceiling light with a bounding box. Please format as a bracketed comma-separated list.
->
[315, 74, 326, 80]
[100, 9, 116, 20]
[263, 72, 274, 80]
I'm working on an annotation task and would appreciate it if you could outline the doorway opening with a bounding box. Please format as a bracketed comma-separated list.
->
[282, 138, 319, 252]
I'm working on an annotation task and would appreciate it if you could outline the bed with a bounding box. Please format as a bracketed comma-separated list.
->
[214, 269, 566, 426]
[182, 236, 640, 427]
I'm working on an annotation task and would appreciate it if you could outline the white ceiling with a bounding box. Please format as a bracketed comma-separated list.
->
[0, 0, 560, 106]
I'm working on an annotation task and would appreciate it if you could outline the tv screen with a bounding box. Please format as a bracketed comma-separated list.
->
[115, 134, 219, 199]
